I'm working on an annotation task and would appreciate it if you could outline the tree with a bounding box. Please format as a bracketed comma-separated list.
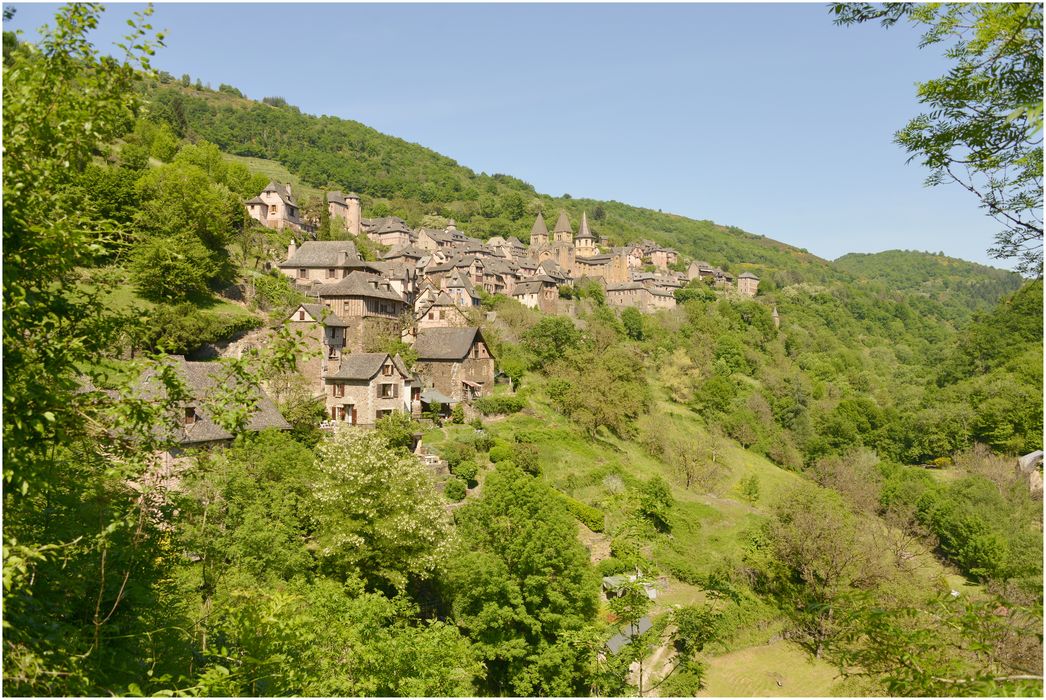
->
[448, 464, 599, 695]
[621, 306, 645, 341]
[129, 233, 220, 302]
[832, 3, 1044, 274]
[521, 316, 583, 369]
[312, 427, 452, 590]
[639, 476, 673, 532]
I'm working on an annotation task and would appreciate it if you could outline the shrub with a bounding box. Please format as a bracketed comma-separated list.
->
[556, 492, 605, 532]
[138, 304, 262, 355]
[512, 442, 541, 476]
[444, 477, 466, 502]
[439, 441, 476, 469]
[596, 557, 629, 577]
[488, 444, 513, 463]
[467, 431, 494, 453]
[452, 460, 478, 484]
[473, 394, 526, 416]
[450, 404, 465, 424]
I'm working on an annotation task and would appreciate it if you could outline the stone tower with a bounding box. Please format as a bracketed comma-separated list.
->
[553, 211, 573, 244]
[529, 212, 549, 247]
[575, 211, 596, 257]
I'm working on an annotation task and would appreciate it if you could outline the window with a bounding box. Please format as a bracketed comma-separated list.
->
[333, 383, 345, 398]
[298, 310, 306, 321]
[382, 364, 394, 377]
[328, 347, 339, 360]
[298, 268, 307, 278]
[327, 268, 336, 279]
[184, 407, 197, 426]
[269, 204, 278, 215]
[428, 311, 434, 320]
[380, 383, 395, 399]
[439, 310, 446, 320]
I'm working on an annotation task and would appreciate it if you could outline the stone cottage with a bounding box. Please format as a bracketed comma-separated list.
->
[323, 353, 411, 425]
[413, 327, 495, 403]
[246, 180, 309, 232]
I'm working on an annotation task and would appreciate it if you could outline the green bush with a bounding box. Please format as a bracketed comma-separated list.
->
[253, 271, 305, 312]
[511, 442, 541, 476]
[556, 492, 605, 532]
[467, 431, 494, 453]
[595, 557, 629, 577]
[439, 441, 476, 469]
[138, 304, 262, 355]
[451, 404, 465, 424]
[488, 444, 513, 463]
[473, 394, 526, 416]
[444, 477, 466, 502]
[451, 460, 478, 484]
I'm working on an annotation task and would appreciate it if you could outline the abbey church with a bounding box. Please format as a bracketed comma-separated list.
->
[528, 211, 630, 285]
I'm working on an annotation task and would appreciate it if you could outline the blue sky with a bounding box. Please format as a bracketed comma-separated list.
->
[6, 2, 1010, 267]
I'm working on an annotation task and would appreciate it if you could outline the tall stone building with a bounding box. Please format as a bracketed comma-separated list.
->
[327, 190, 361, 235]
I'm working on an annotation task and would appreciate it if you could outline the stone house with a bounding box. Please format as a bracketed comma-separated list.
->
[737, 271, 760, 297]
[606, 282, 677, 312]
[413, 327, 495, 403]
[278, 240, 380, 285]
[324, 353, 411, 425]
[312, 272, 407, 352]
[326, 190, 361, 236]
[510, 275, 559, 313]
[416, 291, 473, 330]
[138, 355, 290, 464]
[246, 181, 309, 232]
[285, 303, 353, 393]
[442, 270, 482, 308]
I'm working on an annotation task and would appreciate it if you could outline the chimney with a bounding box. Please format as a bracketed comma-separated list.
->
[337, 250, 348, 266]
[288, 239, 297, 258]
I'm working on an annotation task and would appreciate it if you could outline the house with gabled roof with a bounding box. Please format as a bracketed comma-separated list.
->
[278, 240, 381, 285]
[138, 355, 291, 462]
[286, 303, 353, 391]
[327, 190, 361, 236]
[416, 291, 473, 330]
[413, 327, 494, 403]
[443, 270, 482, 308]
[246, 180, 311, 233]
[737, 271, 760, 297]
[310, 272, 407, 352]
[510, 275, 559, 313]
[323, 352, 412, 425]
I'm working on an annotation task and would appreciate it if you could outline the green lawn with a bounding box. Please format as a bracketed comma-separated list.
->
[223, 154, 323, 202]
[698, 641, 842, 697]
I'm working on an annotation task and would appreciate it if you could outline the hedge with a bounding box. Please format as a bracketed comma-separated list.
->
[474, 394, 525, 416]
[556, 492, 605, 532]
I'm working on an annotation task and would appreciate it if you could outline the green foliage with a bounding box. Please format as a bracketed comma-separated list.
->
[451, 403, 465, 424]
[129, 233, 220, 302]
[445, 477, 467, 502]
[252, 269, 306, 312]
[440, 440, 477, 469]
[374, 411, 419, 451]
[488, 443, 513, 463]
[639, 476, 673, 532]
[451, 459, 479, 484]
[555, 491, 605, 532]
[621, 306, 645, 340]
[738, 474, 761, 503]
[522, 316, 583, 369]
[448, 464, 600, 695]
[546, 345, 651, 438]
[313, 427, 451, 589]
[136, 303, 262, 355]
[510, 441, 540, 476]
[473, 393, 525, 415]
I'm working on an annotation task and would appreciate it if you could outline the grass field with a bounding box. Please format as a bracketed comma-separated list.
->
[698, 641, 841, 697]
[223, 154, 323, 202]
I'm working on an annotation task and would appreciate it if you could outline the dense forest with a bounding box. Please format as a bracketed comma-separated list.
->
[3, 6, 1042, 698]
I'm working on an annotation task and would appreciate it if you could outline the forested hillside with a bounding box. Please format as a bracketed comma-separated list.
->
[834, 250, 1024, 322]
[4, 7, 1041, 698]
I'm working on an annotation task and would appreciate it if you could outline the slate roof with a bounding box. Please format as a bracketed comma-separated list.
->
[420, 387, 456, 405]
[530, 212, 549, 238]
[313, 273, 405, 302]
[245, 196, 266, 206]
[553, 211, 572, 234]
[326, 352, 408, 381]
[291, 303, 350, 327]
[326, 190, 359, 205]
[138, 355, 290, 445]
[738, 272, 760, 280]
[445, 270, 479, 298]
[575, 254, 614, 264]
[414, 327, 487, 361]
[607, 282, 646, 291]
[279, 241, 361, 268]
[576, 211, 594, 239]
[511, 280, 545, 295]
[263, 180, 296, 207]
[606, 616, 653, 655]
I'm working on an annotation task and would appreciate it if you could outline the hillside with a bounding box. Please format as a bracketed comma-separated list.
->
[5, 10, 1041, 698]
[833, 250, 1024, 322]
[143, 82, 846, 287]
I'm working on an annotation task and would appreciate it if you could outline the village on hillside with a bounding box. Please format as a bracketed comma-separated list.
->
[158, 178, 772, 459]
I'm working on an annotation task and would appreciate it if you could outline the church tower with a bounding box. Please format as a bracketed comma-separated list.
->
[575, 211, 595, 257]
[529, 212, 549, 248]
[553, 211, 573, 244]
